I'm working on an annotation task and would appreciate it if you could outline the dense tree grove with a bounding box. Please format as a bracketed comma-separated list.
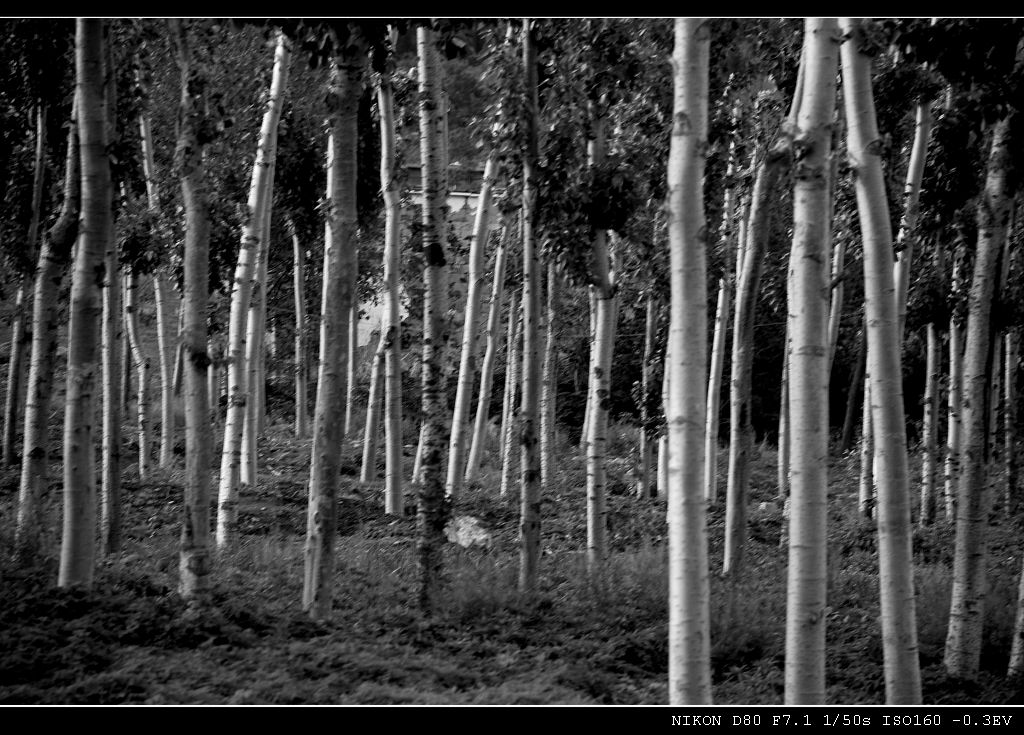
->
[1, 17, 1024, 706]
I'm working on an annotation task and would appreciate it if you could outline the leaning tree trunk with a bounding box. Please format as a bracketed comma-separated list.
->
[723, 143, 789, 578]
[703, 278, 730, 504]
[945, 115, 1014, 680]
[241, 163, 276, 492]
[412, 27, 451, 611]
[784, 17, 838, 706]
[217, 31, 290, 548]
[465, 222, 509, 485]
[446, 151, 497, 498]
[519, 19, 542, 595]
[303, 46, 361, 619]
[3, 105, 46, 467]
[499, 290, 521, 499]
[360, 329, 386, 483]
[666, 16, 712, 706]
[841, 17, 922, 702]
[16, 98, 79, 556]
[60, 18, 110, 589]
[169, 17, 214, 602]
[376, 62, 404, 515]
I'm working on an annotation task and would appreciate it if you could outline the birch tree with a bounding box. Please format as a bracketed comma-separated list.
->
[666, 16, 711, 706]
[59, 18, 110, 588]
[217, 30, 290, 547]
[784, 17, 838, 705]
[840, 16, 921, 703]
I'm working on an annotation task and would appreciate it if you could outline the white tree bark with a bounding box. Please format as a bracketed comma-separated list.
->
[666, 16, 712, 706]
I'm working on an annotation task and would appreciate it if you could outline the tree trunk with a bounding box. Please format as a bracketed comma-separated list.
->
[944, 114, 1013, 680]
[60, 18, 110, 588]
[3, 106, 46, 467]
[124, 269, 152, 481]
[290, 221, 308, 438]
[499, 290, 521, 499]
[945, 290, 964, 521]
[169, 18, 214, 602]
[154, 278, 179, 468]
[303, 45, 360, 619]
[1009, 552, 1024, 677]
[703, 279, 730, 504]
[446, 151, 497, 497]
[377, 63, 404, 515]
[217, 32, 289, 548]
[724, 145, 788, 577]
[920, 322, 939, 527]
[580, 288, 597, 455]
[1005, 330, 1018, 516]
[241, 165, 276, 492]
[540, 259, 558, 492]
[465, 223, 509, 485]
[344, 304, 357, 437]
[894, 102, 933, 345]
[519, 19, 542, 595]
[637, 291, 656, 498]
[841, 18, 922, 701]
[412, 27, 450, 611]
[17, 99, 78, 556]
[360, 328, 386, 483]
[859, 374, 875, 518]
[839, 321, 866, 453]
[666, 17, 712, 705]
[784, 17, 838, 705]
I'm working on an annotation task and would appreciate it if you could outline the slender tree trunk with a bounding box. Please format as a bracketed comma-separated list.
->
[666, 16, 712, 705]
[859, 374, 875, 517]
[920, 322, 939, 527]
[580, 289, 597, 455]
[377, 63, 403, 515]
[412, 27, 450, 611]
[465, 224, 509, 485]
[344, 304, 357, 437]
[303, 46, 361, 619]
[100, 44, 122, 555]
[446, 151, 497, 497]
[839, 321, 866, 453]
[778, 350, 790, 505]
[841, 18, 922, 701]
[894, 102, 933, 345]
[944, 115, 1013, 680]
[17, 100, 78, 555]
[519, 19, 542, 594]
[153, 275, 178, 467]
[3, 106, 46, 467]
[124, 270, 151, 480]
[637, 291, 656, 498]
[169, 18, 214, 602]
[218, 33, 290, 548]
[360, 330, 385, 483]
[499, 291, 521, 499]
[945, 292, 964, 521]
[1010, 552, 1024, 677]
[703, 279, 729, 503]
[290, 221, 308, 438]
[1005, 330, 1018, 516]
[784, 17, 838, 705]
[60, 18, 109, 588]
[241, 165, 276, 491]
[724, 146, 788, 577]
[540, 259, 558, 491]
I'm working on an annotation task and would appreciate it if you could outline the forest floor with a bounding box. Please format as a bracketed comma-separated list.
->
[1, 421, 1022, 705]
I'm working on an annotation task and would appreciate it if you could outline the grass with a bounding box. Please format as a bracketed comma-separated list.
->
[0, 418, 1022, 704]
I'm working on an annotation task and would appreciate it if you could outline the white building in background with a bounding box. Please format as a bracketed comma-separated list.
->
[357, 169, 498, 348]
